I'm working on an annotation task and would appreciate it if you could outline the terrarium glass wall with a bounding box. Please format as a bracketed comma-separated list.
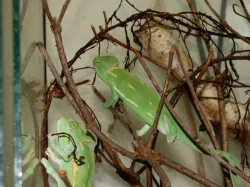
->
[2, 0, 45, 187]
[21, 0, 45, 186]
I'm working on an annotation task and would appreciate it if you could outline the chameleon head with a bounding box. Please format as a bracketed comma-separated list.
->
[93, 56, 119, 83]
[57, 117, 96, 145]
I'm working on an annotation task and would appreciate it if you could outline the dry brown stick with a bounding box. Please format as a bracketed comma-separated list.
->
[159, 156, 221, 187]
[193, 51, 213, 88]
[41, 0, 140, 163]
[176, 44, 230, 174]
[143, 50, 172, 184]
[177, 55, 250, 91]
[239, 0, 250, 23]
[211, 52, 229, 165]
[101, 29, 167, 71]
[199, 80, 250, 88]
[102, 143, 142, 186]
[58, 0, 71, 23]
[138, 52, 250, 183]
[144, 46, 174, 148]
[186, 0, 210, 50]
[41, 0, 53, 23]
[185, 0, 216, 134]
[41, 0, 92, 125]
[183, 2, 232, 185]
[146, 167, 153, 187]
[58, 170, 72, 187]
[37, 42, 63, 187]
[39, 91, 53, 187]
[186, 1, 247, 154]
[36, 42, 81, 114]
[103, 11, 108, 29]
[216, 73, 228, 152]
[211, 55, 250, 64]
[187, 0, 230, 179]
[175, 46, 220, 150]
[97, 149, 117, 169]
[204, 0, 250, 44]
[138, 148, 171, 187]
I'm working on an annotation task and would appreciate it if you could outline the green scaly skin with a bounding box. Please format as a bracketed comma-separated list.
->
[41, 117, 96, 187]
[93, 56, 240, 187]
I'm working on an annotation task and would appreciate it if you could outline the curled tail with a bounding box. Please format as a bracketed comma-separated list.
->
[212, 149, 240, 187]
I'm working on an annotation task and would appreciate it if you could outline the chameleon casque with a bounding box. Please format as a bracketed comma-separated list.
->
[41, 117, 95, 187]
[93, 55, 240, 187]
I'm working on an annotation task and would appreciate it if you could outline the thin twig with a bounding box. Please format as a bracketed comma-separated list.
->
[193, 51, 213, 88]
[138, 46, 174, 148]
[146, 166, 153, 187]
[58, 0, 71, 24]
[204, 0, 250, 44]
[58, 170, 72, 187]
[159, 156, 221, 187]
[175, 46, 221, 150]
[36, 42, 81, 114]
[103, 11, 108, 29]
[239, 0, 250, 23]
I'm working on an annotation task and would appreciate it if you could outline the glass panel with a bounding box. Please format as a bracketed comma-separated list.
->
[20, 0, 45, 186]
[13, 0, 22, 186]
[3, 0, 15, 186]
[0, 0, 4, 186]
[1, 0, 45, 186]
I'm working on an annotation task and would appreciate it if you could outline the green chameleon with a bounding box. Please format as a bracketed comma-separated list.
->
[41, 117, 96, 187]
[93, 55, 240, 187]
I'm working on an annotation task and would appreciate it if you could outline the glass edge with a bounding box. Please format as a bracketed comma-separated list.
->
[13, 0, 22, 186]
[0, 0, 4, 184]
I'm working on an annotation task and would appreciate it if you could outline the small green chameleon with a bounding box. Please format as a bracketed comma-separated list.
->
[41, 117, 96, 187]
[93, 55, 240, 187]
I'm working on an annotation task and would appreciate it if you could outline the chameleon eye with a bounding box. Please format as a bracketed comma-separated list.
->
[70, 121, 77, 128]
[96, 61, 100, 64]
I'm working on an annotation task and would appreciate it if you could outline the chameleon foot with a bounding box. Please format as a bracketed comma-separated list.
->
[41, 158, 67, 187]
[136, 124, 151, 136]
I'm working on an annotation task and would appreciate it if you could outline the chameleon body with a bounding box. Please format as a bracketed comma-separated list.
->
[41, 117, 95, 187]
[93, 56, 240, 187]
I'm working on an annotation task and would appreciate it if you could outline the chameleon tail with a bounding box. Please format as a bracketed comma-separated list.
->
[212, 149, 241, 187]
